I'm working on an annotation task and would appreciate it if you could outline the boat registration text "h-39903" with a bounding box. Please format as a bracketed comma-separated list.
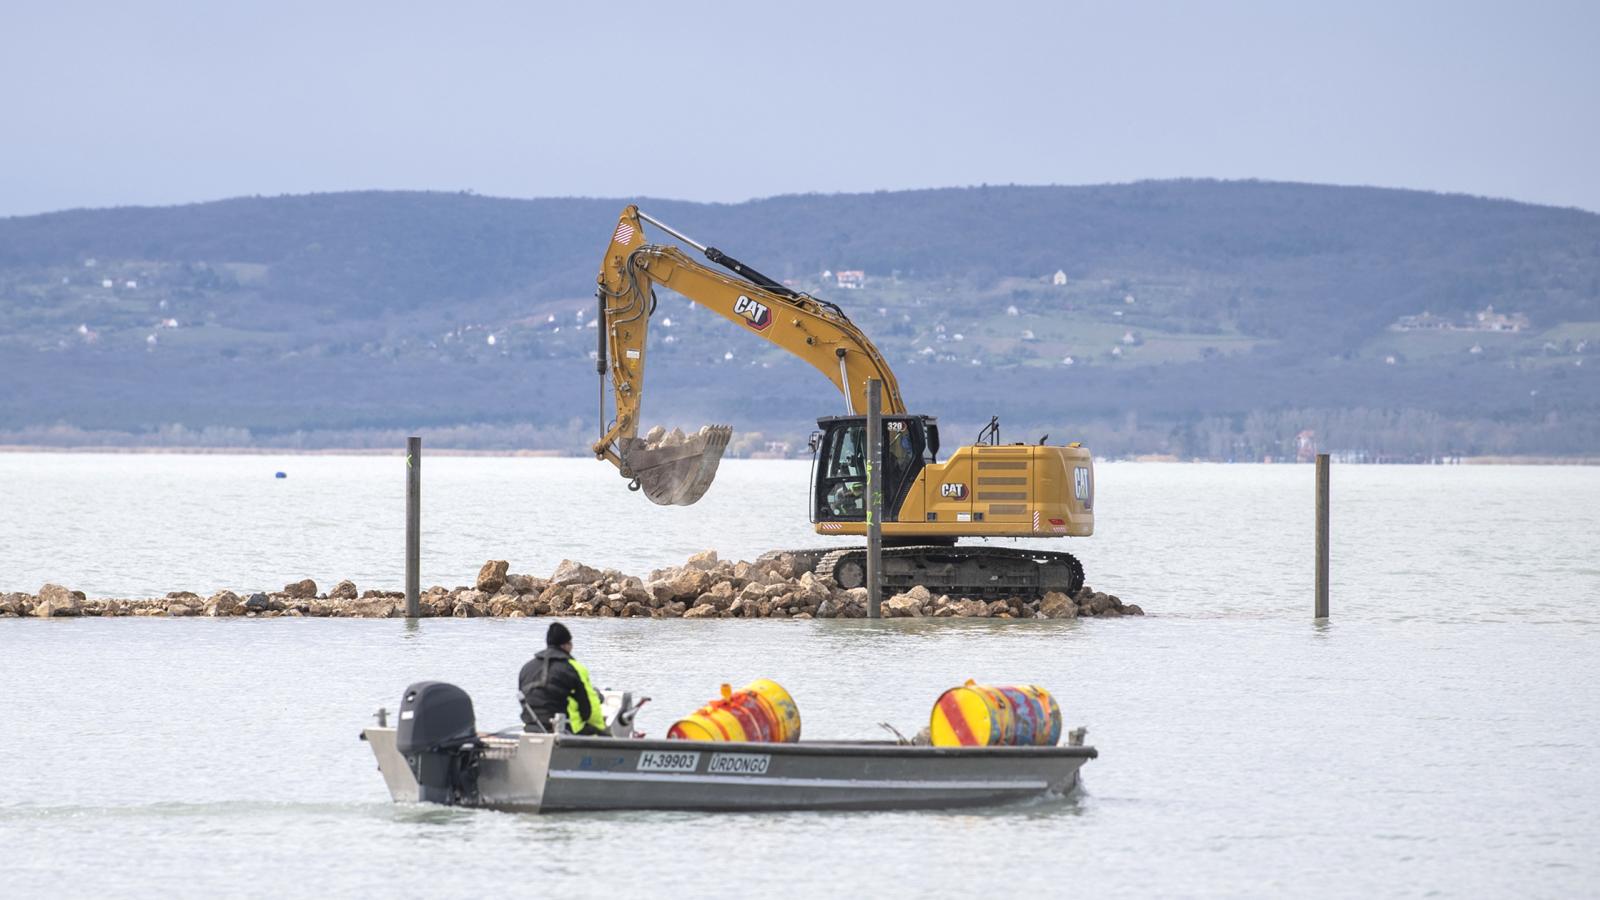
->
[636, 751, 700, 772]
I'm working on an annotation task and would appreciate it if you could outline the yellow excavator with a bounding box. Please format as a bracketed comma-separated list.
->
[591, 205, 1094, 596]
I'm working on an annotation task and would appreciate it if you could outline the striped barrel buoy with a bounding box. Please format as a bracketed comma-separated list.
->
[929, 681, 1063, 747]
[667, 679, 801, 743]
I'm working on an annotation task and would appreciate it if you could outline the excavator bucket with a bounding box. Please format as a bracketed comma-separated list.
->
[619, 425, 733, 506]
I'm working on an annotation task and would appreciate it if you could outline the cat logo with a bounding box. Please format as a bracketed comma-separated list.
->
[732, 295, 772, 331]
[1074, 466, 1092, 507]
[940, 482, 968, 500]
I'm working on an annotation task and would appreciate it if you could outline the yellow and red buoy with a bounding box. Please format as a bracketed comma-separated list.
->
[929, 681, 1062, 747]
[668, 679, 801, 743]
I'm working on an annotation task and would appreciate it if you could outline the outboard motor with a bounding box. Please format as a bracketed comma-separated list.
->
[396, 681, 479, 805]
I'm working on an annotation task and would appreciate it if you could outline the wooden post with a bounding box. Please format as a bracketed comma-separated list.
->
[866, 379, 883, 619]
[406, 436, 421, 619]
[1315, 452, 1329, 619]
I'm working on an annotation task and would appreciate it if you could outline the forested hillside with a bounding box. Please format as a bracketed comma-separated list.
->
[3, 181, 1598, 457]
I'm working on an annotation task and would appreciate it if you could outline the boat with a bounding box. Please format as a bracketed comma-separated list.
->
[360, 682, 1097, 813]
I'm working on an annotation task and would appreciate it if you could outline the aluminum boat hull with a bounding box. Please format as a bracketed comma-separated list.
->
[362, 728, 1095, 813]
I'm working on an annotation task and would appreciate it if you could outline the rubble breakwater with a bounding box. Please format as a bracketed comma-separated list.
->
[2, 551, 1143, 620]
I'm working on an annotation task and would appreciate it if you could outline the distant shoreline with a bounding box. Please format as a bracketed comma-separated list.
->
[0, 444, 571, 458]
[0, 445, 1595, 464]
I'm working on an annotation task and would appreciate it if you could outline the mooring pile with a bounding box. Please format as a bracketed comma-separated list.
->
[2, 550, 1143, 620]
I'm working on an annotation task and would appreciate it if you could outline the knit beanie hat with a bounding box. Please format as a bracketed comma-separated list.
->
[546, 622, 572, 647]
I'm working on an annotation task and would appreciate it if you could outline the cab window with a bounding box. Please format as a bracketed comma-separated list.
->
[816, 425, 866, 519]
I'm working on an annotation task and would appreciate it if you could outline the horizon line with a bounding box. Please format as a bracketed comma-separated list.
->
[8, 176, 1598, 222]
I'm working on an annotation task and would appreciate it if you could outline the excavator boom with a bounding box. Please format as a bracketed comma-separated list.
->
[592, 205, 904, 503]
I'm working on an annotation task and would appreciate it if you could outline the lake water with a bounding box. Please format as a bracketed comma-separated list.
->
[2, 454, 1598, 897]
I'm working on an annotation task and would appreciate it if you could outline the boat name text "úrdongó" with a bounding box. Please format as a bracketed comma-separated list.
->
[707, 753, 771, 775]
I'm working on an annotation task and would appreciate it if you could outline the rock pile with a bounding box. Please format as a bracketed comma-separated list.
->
[1, 551, 1143, 620]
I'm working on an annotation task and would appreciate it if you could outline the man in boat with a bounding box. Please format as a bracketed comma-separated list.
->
[519, 622, 607, 735]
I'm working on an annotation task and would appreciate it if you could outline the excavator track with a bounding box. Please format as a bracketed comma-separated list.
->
[760, 546, 1085, 599]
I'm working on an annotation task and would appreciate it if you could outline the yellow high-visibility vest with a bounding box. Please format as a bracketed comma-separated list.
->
[566, 657, 606, 734]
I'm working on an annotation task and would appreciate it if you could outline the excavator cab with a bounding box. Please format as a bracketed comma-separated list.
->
[811, 415, 939, 524]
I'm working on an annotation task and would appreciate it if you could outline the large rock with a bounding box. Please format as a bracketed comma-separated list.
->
[1040, 591, 1078, 619]
[1, 592, 29, 616]
[338, 597, 399, 618]
[765, 553, 799, 580]
[951, 598, 991, 618]
[699, 580, 736, 610]
[662, 568, 713, 602]
[550, 559, 602, 587]
[243, 592, 271, 612]
[329, 580, 358, 600]
[282, 579, 318, 599]
[205, 591, 243, 616]
[616, 585, 651, 607]
[793, 572, 832, 605]
[685, 549, 719, 570]
[879, 585, 932, 618]
[33, 583, 84, 617]
[537, 584, 570, 613]
[506, 574, 545, 594]
[882, 593, 925, 618]
[476, 560, 510, 592]
[837, 588, 869, 618]
[683, 603, 719, 619]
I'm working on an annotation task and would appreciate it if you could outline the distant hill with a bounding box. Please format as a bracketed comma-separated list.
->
[2, 181, 1597, 458]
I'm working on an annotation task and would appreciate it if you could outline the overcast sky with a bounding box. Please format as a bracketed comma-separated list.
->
[2, 0, 1596, 217]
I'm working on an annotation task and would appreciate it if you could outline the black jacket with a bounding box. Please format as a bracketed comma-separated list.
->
[518, 647, 597, 732]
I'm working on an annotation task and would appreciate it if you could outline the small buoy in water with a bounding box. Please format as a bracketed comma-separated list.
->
[275, 471, 287, 479]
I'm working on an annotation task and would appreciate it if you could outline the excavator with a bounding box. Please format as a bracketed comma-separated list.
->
[590, 205, 1094, 597]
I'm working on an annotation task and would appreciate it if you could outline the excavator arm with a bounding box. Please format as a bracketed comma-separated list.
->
[593, 204, 905, 504]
